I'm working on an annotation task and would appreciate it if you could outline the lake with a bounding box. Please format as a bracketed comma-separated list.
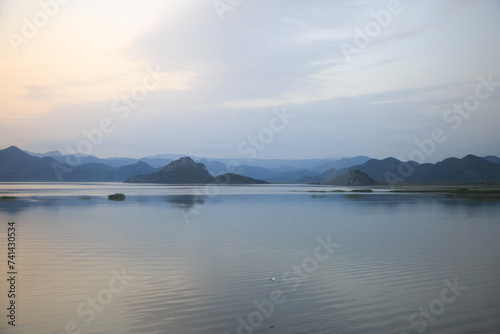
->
[0, 183, 499, 334]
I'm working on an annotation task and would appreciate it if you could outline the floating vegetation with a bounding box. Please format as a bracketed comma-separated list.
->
[0, 196, 17, 200]
[307, 190, 346, 193]
[108, 193, 126, 201]
[344, 194, 367, 200]
[311, 194, 327, 198]
[390, 188, 500, 194]
[351, 189, 373, 193]
[78, 196, 92, 200]
[464, 195, 500, 201]
[390, 187, 500, 201]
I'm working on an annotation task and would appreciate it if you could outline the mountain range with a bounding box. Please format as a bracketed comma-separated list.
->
[1, 146, 500, 184]
[0, 146, 158, 182]
[300, 155, 500, 184]
[25, 149, 366, 171]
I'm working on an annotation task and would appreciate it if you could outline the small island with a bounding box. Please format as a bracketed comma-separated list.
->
[108, 193, 126, 201]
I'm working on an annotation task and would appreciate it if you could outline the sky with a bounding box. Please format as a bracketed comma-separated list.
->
[1, 0, 499, 161]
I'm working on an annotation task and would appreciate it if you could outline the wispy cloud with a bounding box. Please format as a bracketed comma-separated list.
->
[0, 0, 499, 160]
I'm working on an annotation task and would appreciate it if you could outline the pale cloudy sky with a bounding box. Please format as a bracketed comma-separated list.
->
[1, 0, 499, 161]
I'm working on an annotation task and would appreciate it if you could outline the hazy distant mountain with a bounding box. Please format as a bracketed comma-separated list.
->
[483, 155, 500, 165]
[50, 154, 141, 168]
[115, 162, 160, 180]
[25, 149, 166, 168]
[311, 156, 372, 173]
[268, 169, 318, 183]
[231, 165, 277, 180]
[94, 157, 141, 168]
[302, 155, 500, 184]
[199, 159, 228, 176]
[203, 158, 334, 171]
[24, 149, 62, 158]
[270, 166, 302, 173]
[0, 146, 158, 182]
[326, 170, 378, 186]
[63, 161, 158, 182]
[144, 153, 195, 160]
[226, 165, 318, 183]
[62, 163, 116, 182]
[23, 148, 366, 178]
[125, 157, 269, 184]
[4, 146, 500, 184]
[298, 167, 343, 184]
[160, 158, 321, 183]
[136, 158, 172, 168]
[305, 157, 419, 183]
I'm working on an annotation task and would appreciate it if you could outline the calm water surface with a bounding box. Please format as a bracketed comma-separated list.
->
[0, 183, 499, 334]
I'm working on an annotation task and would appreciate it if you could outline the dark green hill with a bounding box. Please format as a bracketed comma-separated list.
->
[125, 157, 213, 184]
[353, 157, 410, 182]
[125, 157, 270, 184]
[298, 167, 343, 184]
[212, 173, 270, 184]
[326, 170, 378, 186]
